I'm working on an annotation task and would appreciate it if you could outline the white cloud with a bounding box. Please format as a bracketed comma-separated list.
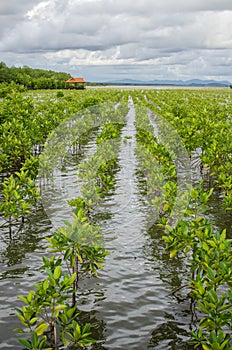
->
[0, 0, 232, 81]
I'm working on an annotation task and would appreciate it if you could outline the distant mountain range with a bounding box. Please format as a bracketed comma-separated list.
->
[105, 78, 231, 87]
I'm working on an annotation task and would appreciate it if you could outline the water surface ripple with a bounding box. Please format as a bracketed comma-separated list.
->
[0, 99, 230, 349]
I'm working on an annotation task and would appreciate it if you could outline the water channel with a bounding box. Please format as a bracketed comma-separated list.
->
[0, 100, 231, 349]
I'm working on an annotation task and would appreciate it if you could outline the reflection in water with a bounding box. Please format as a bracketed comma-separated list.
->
[190, 149, 232, 237]
[148, 320, 193, 350]
[0, 206, 52, 349]
[142, 224, 195, 349]
[79, 310, 108, 350]
[75, 100, 195, 349]
[0, 206, 51, 272]
[0, 98, 231, 349]
[207, 189, 232, 238]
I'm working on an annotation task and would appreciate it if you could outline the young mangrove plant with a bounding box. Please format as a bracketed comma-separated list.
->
[0, 167, 40, 237]
[15, 258, 95, 349]
[162, 183, 232, 349]
[15, 207, 109, 349]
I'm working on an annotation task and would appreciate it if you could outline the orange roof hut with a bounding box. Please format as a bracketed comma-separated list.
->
[66, 77, 86, 89]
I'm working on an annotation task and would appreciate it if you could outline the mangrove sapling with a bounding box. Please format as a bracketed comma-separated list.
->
[77, 120, 125, 211]
[6, 87, 231, 349]
[15, 195, 110, 348]
[0, 168, 40, 236]
[134, 104, 178, 220]
[144, 88, 232, 212]
[68, 197, 90, 217]
[46, 211, 109, 303]
[15, 258, 94, 349]
[134, 89, 232, 349]
[21, 156, 39, 181]
[162, 183, 232, 349]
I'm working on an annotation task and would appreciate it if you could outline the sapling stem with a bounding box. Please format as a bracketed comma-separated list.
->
[169, 283, 190, 296]
[72, 252, 79, 307]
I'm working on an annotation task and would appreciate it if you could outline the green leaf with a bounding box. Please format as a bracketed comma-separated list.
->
[17, 295, 28, 304]
[202, 345, 211, 350]
[202, 242, 209, 251]
[29, 317, 39, 325]
[207, 266, 215, 280]
[32, 332, 38, 346]
[82, 323, 91, 334]
[64, 248, 72, 260]
[220, 229, 227, 242]
[78, 337, 95, 346]
[14, 328, 25, 333]
[170, 250, 177, 258]
[54, 304, 66, 313]
[38, 336, 47, 349]
[73, 321, 81, 339]
[35, 323, 49, 336]
[53, 265, 62, 280]
[221, 339, 230, 349]
[190, 188, 198, 199]
[27, 290, 34, 303]
[210, 332, 217, 343]
[18, 338, 31, 348]
[67, 306, 77, 319]
[42, 279, 49, 291]
[45, 267, 54, 280]
[69, 273, 77, 285]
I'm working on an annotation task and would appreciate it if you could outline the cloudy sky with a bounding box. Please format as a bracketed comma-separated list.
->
[1, 0, 232, 82]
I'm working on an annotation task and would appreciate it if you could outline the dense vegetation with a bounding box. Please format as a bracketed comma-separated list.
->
[133, 89, 232, 350]
[0, 85, 231, 349]
[0, 62, 71, 90]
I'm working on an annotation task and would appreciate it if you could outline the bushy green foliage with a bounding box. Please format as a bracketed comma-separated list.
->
[141, 88, 232, 210]
[0, 61, 71, 89]
[132, 88, 232, 349]
[1, 86, 231, 349]
[12, 89, 129, 349]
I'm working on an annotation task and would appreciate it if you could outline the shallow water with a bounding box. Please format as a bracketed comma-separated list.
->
[0, 101, 231, 349]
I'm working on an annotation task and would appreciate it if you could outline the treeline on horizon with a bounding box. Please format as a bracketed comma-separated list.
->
[0, 61, 72, 90]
